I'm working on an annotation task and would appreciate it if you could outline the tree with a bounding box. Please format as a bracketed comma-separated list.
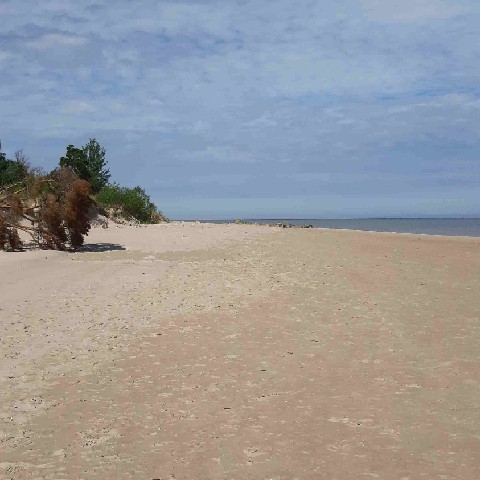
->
[0, 141, 29, 189]
[82, 138, 110, 193]
[59, 145, 88, 179]
[59, 139, 110, 193]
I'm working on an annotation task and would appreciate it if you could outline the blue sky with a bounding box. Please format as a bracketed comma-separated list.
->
[1, 0, 479, 219]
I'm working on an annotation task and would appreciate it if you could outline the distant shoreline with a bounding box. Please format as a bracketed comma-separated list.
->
[189, 217, 480, 237]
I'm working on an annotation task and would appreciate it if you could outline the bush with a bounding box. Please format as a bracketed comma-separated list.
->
[96, 184, 165, 224]
[1, 167, 94, 251]
[0, 193, 23, 250]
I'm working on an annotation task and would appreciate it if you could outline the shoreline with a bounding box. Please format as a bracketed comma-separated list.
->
[175, 219, 480, 241]
[1, 223, 479, 478]
[192, 218, 480, 238]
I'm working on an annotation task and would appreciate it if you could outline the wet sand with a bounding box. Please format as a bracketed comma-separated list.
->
[1, 223, 479, 479]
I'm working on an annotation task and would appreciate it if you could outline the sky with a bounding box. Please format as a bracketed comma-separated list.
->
[1, 0, 479, 219]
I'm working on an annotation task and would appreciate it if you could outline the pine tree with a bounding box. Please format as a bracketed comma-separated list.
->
[82, 138, 110, 194]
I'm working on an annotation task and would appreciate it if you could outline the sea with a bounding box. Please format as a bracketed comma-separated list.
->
[201, 218, 480, 238]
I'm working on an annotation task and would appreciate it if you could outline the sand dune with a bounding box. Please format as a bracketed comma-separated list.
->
[1, 223, 479, 479]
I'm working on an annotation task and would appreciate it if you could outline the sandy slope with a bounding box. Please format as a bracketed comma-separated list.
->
[1, 223, 479, 479]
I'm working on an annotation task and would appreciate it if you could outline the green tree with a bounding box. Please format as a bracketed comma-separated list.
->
[59, 145, 89, 180]
[59, 139, 110, 193]
[0, 141, 29, 189]
[82, 138, 110, 193]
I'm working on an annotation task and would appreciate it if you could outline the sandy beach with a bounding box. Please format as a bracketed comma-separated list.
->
[1, 222, 479, 479]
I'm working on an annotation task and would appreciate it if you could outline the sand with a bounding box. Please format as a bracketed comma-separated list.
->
[1, 222, 479, 479]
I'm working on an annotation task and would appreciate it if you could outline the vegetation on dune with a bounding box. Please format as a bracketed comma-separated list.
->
[1, 165, 93, 251]
[95, 184, 167, 224]
[0, 138, 167, 251]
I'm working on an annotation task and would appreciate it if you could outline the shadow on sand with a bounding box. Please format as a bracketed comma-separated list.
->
[78, 243, 126, 253]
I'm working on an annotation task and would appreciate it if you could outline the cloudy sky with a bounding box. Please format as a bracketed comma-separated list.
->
[1, 0, 479, 218]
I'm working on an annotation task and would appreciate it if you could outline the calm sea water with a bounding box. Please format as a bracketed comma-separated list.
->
[203, 218, 480, 237]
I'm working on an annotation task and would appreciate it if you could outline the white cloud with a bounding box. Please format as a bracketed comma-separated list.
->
[0, 52, 11, 63]
[63, 100, 96, 114]
[180, 146, 259, 164]
[362, 0, 468, 22]
[26, 34, 87, 50]
[190, 173, 253, 186]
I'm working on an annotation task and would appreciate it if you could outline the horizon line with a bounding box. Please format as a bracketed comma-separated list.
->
[177, 216, 480, 221]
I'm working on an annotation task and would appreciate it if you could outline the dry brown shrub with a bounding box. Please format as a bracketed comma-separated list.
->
[63, 179, 93, 249]
[0, 213, 10, 249]
[1, 167, 94, 251]
[0, 220, 21, 250]
[0, 193, 24, 250]
[38, 193, 68, 249]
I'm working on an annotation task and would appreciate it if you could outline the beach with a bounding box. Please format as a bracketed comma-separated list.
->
[1, 222, 479, 479]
